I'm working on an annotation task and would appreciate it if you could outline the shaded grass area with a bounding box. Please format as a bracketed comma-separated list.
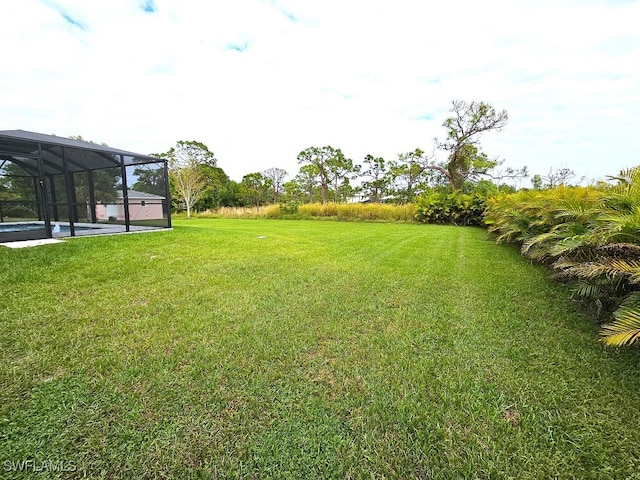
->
[1, 219, 639, 479]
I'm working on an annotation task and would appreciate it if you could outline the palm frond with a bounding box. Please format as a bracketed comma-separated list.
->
[598, 243, 640, 259]
[569, 281, 603, 300]
[521, 231, 559, 258]
[553, 256, 640, 282]
[548, 234, 592, 258]
[600, 304, 640, 346]
[607, 258, 640, 284]
[553, 262, 615, 281]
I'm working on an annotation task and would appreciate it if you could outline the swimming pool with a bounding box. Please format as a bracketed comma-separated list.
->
[0, 223, 98, 233]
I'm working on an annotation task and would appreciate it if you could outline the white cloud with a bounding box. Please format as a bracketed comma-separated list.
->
[1, 0, 639, 183]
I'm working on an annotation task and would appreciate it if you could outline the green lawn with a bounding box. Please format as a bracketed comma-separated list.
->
[1, 219, 639, 479]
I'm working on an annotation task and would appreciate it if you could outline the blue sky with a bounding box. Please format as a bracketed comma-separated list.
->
[2, 0, 639, 184]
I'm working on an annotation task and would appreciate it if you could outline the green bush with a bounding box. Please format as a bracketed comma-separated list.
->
[279, 201, 300, 215]
[415, 191, 486, 226]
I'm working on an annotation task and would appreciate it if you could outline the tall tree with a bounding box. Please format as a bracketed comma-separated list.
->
[159, 140, 217, 218]
[327, 153, 359, 203]
[416, 101, 524, 190]
[388, 149, 434, 203]
[297, 146, 344, 204]
[170, 166, 207, 218]
[540, 167, 581, 188]
[531, 174, 544, 190]
[0, 161, 39, 216]
[438, 101, 508, 190]
[240, 172, 271, 210]
[294, 164, 320, 203]
[166, 140, 217, 168]
[282, 180, 305, 204]
[193, 165, 235, 211]
[336, 177, 358, 203]
[262, 167, 288, 203]
[132, 164, 166, 197]
[360, 155, 389, 202]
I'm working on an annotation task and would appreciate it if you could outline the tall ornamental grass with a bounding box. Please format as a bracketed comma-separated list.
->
[297, 202, 416, 222]
[186, 203, 416, 222]
[188, 205, 281, 219]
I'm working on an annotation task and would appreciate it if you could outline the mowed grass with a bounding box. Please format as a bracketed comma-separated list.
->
[1, 219, 639, 479]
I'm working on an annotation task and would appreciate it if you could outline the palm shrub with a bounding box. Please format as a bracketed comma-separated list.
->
[554, 243, 640, 346]
[485, 170, 640, 347]
[484, 186, 602, 247]
[519, 187, 604, 262]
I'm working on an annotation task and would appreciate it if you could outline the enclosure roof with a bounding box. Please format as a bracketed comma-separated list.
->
[0, 130, 161, 161]
[0, 130, 164, 176]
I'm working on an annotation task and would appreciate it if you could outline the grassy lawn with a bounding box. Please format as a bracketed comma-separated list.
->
[1, 219, 639, 479]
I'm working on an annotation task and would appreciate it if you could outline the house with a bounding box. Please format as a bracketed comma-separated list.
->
[95, 190, 166, 222]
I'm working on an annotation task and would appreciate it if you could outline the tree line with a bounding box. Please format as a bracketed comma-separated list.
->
[160, 100, 532, 217]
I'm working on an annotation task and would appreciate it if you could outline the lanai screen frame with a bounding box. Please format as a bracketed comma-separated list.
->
[0, 130, 171, 242]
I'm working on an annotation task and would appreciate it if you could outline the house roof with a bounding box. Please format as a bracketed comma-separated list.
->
[117, 190, 165, 200]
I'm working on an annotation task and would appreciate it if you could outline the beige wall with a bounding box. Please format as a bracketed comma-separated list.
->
[95, 201, 164, 221]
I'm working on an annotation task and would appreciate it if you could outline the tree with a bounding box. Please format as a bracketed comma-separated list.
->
[531, 174, 544, 190]
[417, 101, 524, 191]
[294, 164, 321, 203]
[166, 140, 217, 168]
[438, 101, 508, 190]
[170, 166, 207, 218]
[159, 140, 217, 218]
[132, 164, 166, 197]
[388, 149, 436, 203]
[240, 172, 271, 210]
[283, 180, 306, 204]
[336, 177, 358, 203]
[327, 153, 359, 203]
[194, 165, 235, 211]
[0, 162, 36, 200]
[0, 161, 39, 217]
[223, 180, 243, 207]
[540, 167, 581, 188]
[262, 167, 288, 203]
[297, 146, 344, 204]
[360, 155, 389, 202]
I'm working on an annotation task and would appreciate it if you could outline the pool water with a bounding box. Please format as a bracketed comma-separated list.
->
[0, 223, 97, 233]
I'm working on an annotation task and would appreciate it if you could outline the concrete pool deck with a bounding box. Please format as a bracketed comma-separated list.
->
[0, 221, 172, 247]
[0, 238, 65, 248]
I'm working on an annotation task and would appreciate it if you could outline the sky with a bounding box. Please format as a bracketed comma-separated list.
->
[2, 0, 640, 185]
